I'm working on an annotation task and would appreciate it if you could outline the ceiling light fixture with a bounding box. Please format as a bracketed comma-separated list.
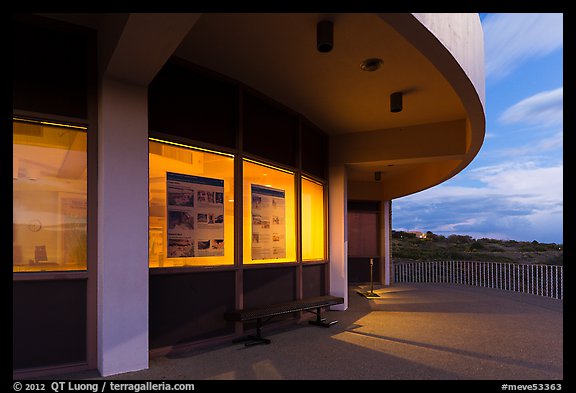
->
[390, 91, 403, 113]
[360, 58, 383, 72]
[317, 20, 333, 53]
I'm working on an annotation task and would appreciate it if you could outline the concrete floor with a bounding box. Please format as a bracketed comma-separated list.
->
[55, 283, 564, 380]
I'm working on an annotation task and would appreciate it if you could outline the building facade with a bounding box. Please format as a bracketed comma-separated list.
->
[12, 13, 485, 378]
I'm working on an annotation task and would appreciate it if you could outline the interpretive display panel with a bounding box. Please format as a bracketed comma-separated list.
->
[243, 159, 296, 264]
[167, 172, 225, 258]
[251, 184, 286, 260]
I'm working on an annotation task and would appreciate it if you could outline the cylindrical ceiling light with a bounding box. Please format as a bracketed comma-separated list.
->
[390, 92, 403, 113]
[317, 20, 333, 53]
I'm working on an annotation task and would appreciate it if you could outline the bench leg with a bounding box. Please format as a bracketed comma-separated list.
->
[232, 318, 271, 346]
[308, 307, 338, 328]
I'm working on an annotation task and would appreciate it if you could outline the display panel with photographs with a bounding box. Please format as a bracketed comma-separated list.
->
[251, 184, 286, 260]
[243, 159, 296, 264]
[166, 172, 225, 258]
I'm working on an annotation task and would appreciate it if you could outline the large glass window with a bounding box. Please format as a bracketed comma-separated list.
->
[301, 177, 325, 261]
[13, 119, 88, 272]
[243, 159, 296, 264]
[149, 139, 234, 267]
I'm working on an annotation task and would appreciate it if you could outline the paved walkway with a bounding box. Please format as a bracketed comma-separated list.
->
[61, 283, 564, 380]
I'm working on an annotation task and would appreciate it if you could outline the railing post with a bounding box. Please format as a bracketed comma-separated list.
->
[545, 265, 548, 298]
[493, 262, 497, 289]
[525, 264, 529, 294]
[539, 265, 543, 297]
[560, 266, 563, 300]
[510, 264, 514, 292]
[554, 266, 558, 299]
[530, 265, 535, 295]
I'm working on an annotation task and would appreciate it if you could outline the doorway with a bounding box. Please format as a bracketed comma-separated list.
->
[347, 200, 380, 284]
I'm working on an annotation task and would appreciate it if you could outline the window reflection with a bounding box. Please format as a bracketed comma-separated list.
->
[13, 119, 88, 272]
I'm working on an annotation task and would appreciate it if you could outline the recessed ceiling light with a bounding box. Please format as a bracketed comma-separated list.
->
[360, 58, 383, 72]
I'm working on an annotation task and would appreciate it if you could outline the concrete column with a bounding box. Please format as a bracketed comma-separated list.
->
[380, 200, 392, 286]
[97, 77, 149, 376]
[329, 165, 348, 310]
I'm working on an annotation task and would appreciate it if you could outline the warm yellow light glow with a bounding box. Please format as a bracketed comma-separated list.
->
[149, 137, 234, 158]
[243, 159, 296, 264]
[13, 120, 88, 272]
[301, 177, 325, 261]
[13, 117, 87, 130]
[243, 157, 294, 174]
[149, 140, 234, 268]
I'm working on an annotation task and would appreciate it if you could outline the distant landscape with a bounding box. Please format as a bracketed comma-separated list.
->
[392, 230, 563, 266]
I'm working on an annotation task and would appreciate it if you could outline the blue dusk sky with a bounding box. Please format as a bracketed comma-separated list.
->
[392, 13, 563, 244]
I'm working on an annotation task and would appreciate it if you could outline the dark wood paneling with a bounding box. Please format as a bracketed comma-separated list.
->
[149, 271, 236, 349]
[301, 121, 328, 180]
[12, 16, 93, 119]
[242, 92, 299, 167]
[243, 266, 296, 309]
[302, 264, 326, 298]
[13, 280, 87, 370]
[348, 211, 379, 257]
[348, 257, 381, 284]
[148, 61, 238, 148]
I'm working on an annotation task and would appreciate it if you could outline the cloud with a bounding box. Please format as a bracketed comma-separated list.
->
[483, 13, 563, 80]
[470, 162, 563, 207]
[393, 161, 563, 243]
[492, 130, 563, 157]
[499, 87, 563, 127]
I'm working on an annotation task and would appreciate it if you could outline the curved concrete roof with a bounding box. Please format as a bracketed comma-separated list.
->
[173, 13, 486, 200]
[40, 12, 486, 200]
[175, 13, 485, 199]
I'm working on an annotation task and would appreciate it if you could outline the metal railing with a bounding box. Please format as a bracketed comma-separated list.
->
[393, 260, 563, 300]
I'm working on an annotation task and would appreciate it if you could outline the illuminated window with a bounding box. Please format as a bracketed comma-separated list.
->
[243, 159, 296, 264]
[149, 139, 234, 267]
[13, 119, 88, 272]
[301, 177, 325, 261]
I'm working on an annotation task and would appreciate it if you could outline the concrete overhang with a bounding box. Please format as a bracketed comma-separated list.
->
[39, 12, 485, 199]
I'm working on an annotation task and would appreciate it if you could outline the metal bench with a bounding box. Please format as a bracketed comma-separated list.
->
[224, 295, 344, 346]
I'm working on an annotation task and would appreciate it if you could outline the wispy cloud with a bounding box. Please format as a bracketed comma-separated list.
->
[493, 130, 563, 157]
[483, 13, 563, 80]
[499, 87, 563, 127]
[469, 162, 563, 207]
